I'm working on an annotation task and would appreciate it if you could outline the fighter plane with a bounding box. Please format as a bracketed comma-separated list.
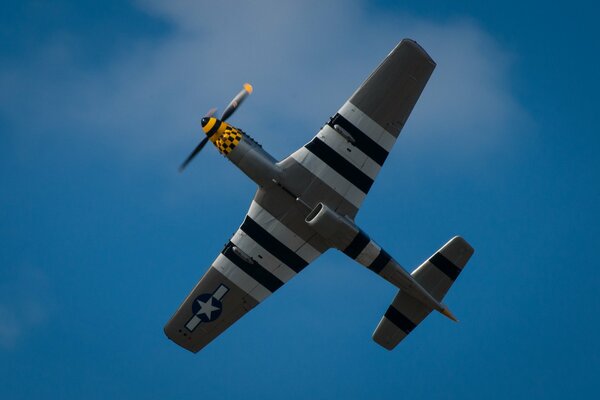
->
[165, 39, 474, 353]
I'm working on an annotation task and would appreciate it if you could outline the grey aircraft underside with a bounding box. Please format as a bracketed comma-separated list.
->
[165, 39, 474, 353]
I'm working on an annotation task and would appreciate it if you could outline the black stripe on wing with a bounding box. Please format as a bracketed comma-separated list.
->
[240, 216, 309, 273]
[222, 242, 283, 293]
[305, 138, 374, 194]
[328, 113, 388, 166]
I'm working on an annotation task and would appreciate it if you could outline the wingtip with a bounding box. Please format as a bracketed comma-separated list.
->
[399, 38, 436, 67]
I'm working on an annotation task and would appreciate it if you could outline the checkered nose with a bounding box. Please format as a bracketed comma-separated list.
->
[212, 124, 243, 155]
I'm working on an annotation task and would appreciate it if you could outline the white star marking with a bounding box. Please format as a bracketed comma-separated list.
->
[195, 297, 220, 320]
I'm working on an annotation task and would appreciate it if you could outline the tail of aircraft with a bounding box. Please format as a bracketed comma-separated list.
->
[372, 237, 474, 350]
[305, 202, 474, 349]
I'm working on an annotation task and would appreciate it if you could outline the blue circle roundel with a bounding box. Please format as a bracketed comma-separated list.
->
[192, 294, 223, 322]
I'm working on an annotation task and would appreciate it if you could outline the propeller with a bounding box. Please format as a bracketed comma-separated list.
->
[179, 84, 252, 172]
[221, 83, 253, 121]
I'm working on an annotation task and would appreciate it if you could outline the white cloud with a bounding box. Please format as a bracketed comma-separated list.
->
[0, 0, 527, 164]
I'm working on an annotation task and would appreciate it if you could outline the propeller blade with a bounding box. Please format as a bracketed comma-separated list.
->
[179, 137, 209, 172]
[204, 107, 217, 118]
[221, 83, 252, 121]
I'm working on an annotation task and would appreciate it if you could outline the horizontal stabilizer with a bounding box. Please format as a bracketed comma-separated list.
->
[372, 236, 474, 350]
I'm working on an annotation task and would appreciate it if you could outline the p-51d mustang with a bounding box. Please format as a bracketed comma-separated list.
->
[165, 39, 474, 353]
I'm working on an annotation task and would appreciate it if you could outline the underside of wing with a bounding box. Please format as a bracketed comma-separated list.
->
[164, 188, 326, 353]
[278, 39, 436, 217]
[164, 266, 256, 353]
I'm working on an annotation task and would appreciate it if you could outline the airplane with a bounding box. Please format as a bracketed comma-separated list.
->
[165, 38, 474, 353]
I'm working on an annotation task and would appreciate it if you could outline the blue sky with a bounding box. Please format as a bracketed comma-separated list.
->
[1, 0, 598, 398]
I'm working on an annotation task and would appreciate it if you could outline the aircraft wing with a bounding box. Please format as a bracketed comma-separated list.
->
[164, 191, 325, 352]
[279, 39, 436, 218]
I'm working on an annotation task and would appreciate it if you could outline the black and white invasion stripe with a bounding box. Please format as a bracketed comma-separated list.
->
[213, 201, 322, 302]
[342, 230, 393, 276]
[289, 101, 397, 209]
[383, 305, 417, 335]
[429, 252, 461, 281]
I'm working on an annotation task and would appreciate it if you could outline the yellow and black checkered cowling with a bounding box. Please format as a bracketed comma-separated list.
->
[213, 125, 242, 155]
[202, 118, 243, 156]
